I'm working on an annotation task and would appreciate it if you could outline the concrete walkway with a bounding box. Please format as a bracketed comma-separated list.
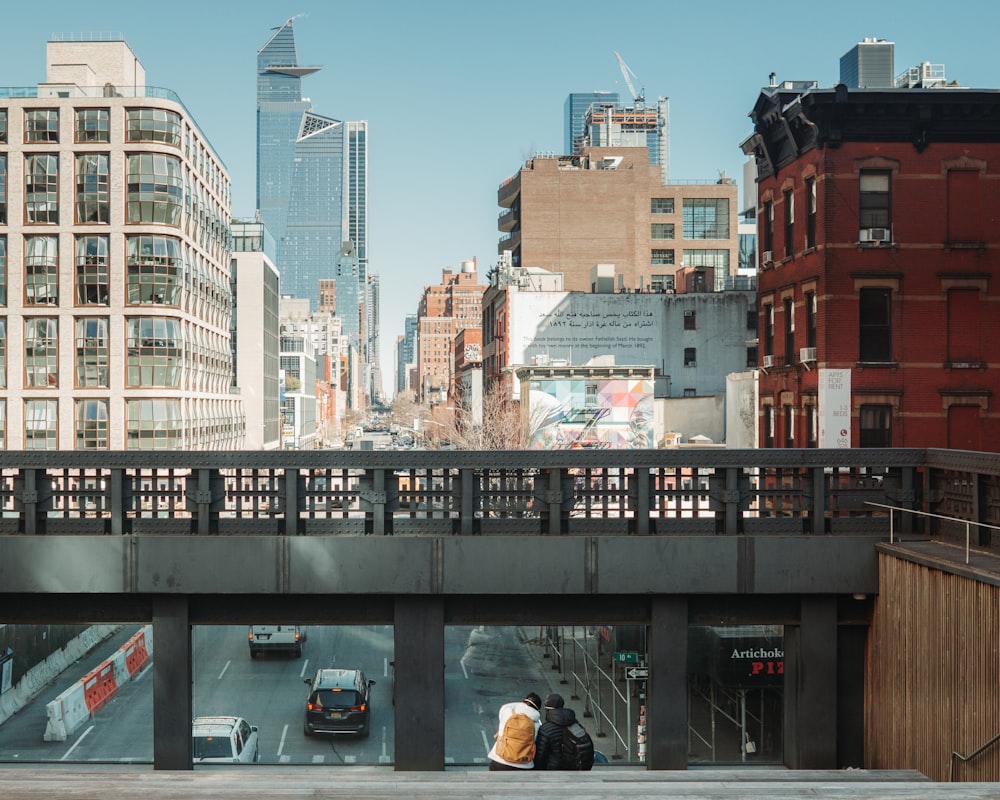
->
[1, 767, 999, 800]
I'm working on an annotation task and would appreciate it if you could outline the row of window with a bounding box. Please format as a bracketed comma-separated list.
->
[649, 198, 730, 241]
[0, 107, 181, 146]
[0, 234, 228, 313]
[0, 397, 245, 450]
[0, 316, 233, 390]
[762, 403, 891, 448]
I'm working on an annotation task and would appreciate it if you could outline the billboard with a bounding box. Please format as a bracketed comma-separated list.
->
[818, 369, 851, 448]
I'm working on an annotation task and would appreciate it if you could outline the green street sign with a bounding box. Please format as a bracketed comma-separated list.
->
[614, 651, 638, 664]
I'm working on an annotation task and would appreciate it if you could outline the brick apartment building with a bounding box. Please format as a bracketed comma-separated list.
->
[415, 261, 485, 403]
[497, 147, 738, 292]
[742, 85, 1000, 450]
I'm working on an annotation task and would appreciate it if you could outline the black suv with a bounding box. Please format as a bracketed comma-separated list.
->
[303, 668, 375, 737]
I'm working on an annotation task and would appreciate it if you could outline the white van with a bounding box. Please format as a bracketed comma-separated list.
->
[248, 625, 304, 658]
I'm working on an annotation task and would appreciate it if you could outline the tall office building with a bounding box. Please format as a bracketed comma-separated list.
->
[839, 38, 895, 88]
[564, 92, 619, 154]
[256, 20, 370, 329]
[0, 37, 244, 449]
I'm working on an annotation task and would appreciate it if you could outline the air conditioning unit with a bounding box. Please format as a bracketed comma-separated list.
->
[859, 227, 891, 243]
[761, 250, 774, 266]
[762, 355, 774, 369]
[800, 346, 816, 363]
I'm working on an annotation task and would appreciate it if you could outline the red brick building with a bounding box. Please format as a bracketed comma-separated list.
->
[742, 85, 1000, 450]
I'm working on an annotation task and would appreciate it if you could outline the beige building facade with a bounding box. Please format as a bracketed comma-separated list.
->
[0, 38, 243, 449]
[498, 147, 738, 293]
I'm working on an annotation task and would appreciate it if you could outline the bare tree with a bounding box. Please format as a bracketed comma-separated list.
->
[442, 381, 523, 450]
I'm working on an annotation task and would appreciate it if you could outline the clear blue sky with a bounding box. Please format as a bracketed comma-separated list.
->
[3, 1, 999, 397]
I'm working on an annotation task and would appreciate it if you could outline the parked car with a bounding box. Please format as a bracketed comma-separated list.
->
[248, 624, 304, 658]
[303, 668, 375, 737]
[192, 716, 259, 764]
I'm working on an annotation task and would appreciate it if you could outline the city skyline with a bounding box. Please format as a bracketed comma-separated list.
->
[2, 0, 999, 397]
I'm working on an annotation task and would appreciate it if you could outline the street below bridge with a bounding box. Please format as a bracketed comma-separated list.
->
[0, 624, 628, 767]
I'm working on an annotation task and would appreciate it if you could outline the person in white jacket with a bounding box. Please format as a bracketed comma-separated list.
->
[487, 692, 542, 770]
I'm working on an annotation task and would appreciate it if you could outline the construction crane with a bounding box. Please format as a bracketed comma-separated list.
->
[613, 50, 644, 105]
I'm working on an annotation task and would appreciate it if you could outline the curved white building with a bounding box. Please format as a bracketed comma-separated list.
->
[0, 37, 244, 449]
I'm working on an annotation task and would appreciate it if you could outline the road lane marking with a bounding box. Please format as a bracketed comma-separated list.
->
[217, 660, 231, 680]
[480, 729, 490, 755]
[60, 725, 94, 760]
[312, 754, 324, 763]
[299, 659, 310, 678]
[277, 723, 288, 757]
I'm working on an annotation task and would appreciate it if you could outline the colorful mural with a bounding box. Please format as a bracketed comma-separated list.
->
[526, 378, 654, 449]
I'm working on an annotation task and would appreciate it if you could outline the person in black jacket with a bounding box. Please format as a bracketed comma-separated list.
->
[533, 692, 577, 770]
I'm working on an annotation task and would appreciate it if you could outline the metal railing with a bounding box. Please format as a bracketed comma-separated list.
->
[0, 448, 930, 537]
[866, 501, 1000, 564]
[949, 730, 1000, 781]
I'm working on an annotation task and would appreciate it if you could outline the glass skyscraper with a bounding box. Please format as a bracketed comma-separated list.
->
[564, 91, 619, 154]
[256, 19, 369, 321]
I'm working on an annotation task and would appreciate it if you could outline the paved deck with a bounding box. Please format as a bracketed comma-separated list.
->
[1, 768, 998, 799]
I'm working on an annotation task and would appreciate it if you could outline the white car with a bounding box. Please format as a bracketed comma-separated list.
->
[192, 716, 259, 764]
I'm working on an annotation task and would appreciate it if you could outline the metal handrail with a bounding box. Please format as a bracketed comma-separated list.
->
[865, 501, 1000, 565]
[949, 730, 1000, 781]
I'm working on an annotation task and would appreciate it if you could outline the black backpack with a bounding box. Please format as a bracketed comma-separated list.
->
[561, 721, 595, 770]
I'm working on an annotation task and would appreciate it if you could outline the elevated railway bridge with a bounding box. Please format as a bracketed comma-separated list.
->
[0, 447, 997, 779]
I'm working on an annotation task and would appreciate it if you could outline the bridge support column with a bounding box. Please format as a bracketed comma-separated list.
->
[152, 597, 192, 770]
[646, 596, 688, 769]
[393, 597, 444, 770]
[784, 595, 837, 768]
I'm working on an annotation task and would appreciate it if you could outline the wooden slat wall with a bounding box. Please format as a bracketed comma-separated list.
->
[866, 554, 1000, 781]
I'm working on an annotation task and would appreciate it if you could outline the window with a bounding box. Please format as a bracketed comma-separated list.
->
[683, 249, 729, 271]
[0, 154, 6, 224]
[126, 153, 182, 225]
[806, 405, 818, 448]
[783, 297, 794, 361]
[127, 317, 182, 387]
[684, 347, 697, 367]
[25, 153, 59, 224]
[651, 223, 675, 240]
[859, 288, 892, 362]
[75, 108, 109, 142]
[859, 171, 891, 230]
[783, 404, 795, 448]
[126, 399, 181, 450]
[24, 236, 59, 306]
[585, 383, 598, 407]
[75, 399, 109, 449]
[0, 317, 5, 388]
[0, 236, 5, 306]
[783, 189, 794, 258]
[0, 109, 6, 143]
[746, 346, 757, 368]
[651, 197, 674, 214]
[25, 399, 58, 450]
[24, 317, 58, 387]
[762, 200, 774, 257]
[0, 399, 5, 448]
[126, 108, 181, 146]
[947, 170, 982, 243]
[805, 177, 816, 249]
[763, 405, 774, 448]
[763, 303, 774, 356]
[805, 292, 817, 348]
[859, 405, 892, 448]
[76, 317, 109, 387]
[25, 109, 59, 143]
[651, 249, 675, 265]
[75, 236, 109, 304]
[947, 287, 981, 364]
[76, 153, 109, 223]
[747, 310, 757, 331]
[684, 310, 696, 330]
[683, 197, 730, 239]
[683, 388, 696, 398]
[650, 274, 675, 292]
[127, 235, 183, 305]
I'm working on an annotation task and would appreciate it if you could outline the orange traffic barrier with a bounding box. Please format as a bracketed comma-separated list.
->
[83, 661, 118, 715]
[124, 630, 150, 677]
